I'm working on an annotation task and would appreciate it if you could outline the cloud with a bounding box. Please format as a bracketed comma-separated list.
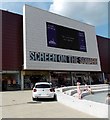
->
[49, 1, 108, 26]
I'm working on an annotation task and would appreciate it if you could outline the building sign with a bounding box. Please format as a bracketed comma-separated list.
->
[29, 51, 97, 65]
[47, 22, 87, 52]
[23, 5, 101, 71]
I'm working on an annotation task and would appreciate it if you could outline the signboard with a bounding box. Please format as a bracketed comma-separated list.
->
[29, 51, 97, 65]
[23, 5, 101, 71]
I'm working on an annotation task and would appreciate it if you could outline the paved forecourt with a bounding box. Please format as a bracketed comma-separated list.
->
[1, 90, 95, 118]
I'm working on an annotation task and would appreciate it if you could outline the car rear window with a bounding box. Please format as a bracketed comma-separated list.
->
[35, 84, 51, 88]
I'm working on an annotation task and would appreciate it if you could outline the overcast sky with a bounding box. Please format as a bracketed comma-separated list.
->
[0, 0, 109, 38]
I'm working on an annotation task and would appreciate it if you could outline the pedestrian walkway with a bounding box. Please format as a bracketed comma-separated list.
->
[1, 90, 95, 118]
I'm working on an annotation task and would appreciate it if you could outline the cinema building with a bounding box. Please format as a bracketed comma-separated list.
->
[0, 5, 110, 91]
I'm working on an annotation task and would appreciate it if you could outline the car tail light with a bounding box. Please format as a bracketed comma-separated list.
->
[33, 89, 37, 92]
[50, 88, 55, 92]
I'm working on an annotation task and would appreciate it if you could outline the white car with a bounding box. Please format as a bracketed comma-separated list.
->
[32, 82, 57, 101]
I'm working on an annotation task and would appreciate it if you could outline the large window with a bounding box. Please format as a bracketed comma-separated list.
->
[46, 22, 87, 52]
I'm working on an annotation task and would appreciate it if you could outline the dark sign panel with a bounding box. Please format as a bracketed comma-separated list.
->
[46, 22, 87, 52]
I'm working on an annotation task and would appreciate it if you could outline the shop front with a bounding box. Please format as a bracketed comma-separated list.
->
[20, 70, 105, 90]
[50, 71, 72, 87]
[2, 71, 21, 91]
[20, 71, 90, 90]
[2, 70, 105, 91]
[50, 71, 105, 87]
[21, 70, 50, 90]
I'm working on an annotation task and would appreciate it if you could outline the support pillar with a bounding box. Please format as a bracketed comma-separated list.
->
[102, 72, 105, 83]
[21, 72, 24, 90]
[70, 72, 73, 86]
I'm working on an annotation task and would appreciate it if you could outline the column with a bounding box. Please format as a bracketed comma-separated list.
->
[102, 72, 106, 83]
[70, 72, 73, 86]
[21, 72, 24, 90]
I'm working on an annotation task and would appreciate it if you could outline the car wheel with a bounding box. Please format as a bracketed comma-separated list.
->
[32, 97, 37, 101]
[53, 95, 57, 101]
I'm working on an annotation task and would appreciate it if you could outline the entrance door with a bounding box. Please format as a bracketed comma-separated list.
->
[24, 75, 47, 90]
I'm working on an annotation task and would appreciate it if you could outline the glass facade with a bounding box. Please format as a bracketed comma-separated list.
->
[2, 72, 21, 91]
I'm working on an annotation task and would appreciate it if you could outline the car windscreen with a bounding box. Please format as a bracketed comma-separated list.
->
[35, 84, 51, 88]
